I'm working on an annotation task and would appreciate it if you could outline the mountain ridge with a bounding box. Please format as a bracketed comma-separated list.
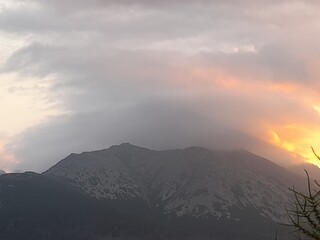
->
[44, 143, 303, 223]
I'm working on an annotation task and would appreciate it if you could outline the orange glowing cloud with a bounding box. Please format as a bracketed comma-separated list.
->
[188, 67, 298, 95]
[266, 82, 297, 94]
[270, 130, 296, 152]
[268, 125, 320, 167]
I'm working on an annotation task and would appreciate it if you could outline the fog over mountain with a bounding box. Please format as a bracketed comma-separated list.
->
[1, 0, 320, 172]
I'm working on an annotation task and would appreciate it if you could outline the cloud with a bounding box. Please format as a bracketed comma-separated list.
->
[1, 0, 320, 171]
[3, 41, 320, 171]
[11, 97, 297, 172]
[0, 140, 19, 172]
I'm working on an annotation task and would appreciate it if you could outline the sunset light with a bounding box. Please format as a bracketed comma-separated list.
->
[313, 105, 320, 115]
[269, 125, 320, 167]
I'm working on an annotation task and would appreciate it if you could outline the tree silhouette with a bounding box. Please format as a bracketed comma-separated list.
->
[287, 148, 320, 240]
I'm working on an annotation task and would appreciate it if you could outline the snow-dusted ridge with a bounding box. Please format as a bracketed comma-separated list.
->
[44, 143, 303, 223]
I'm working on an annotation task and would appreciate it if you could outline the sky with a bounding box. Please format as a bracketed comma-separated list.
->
[1, 0, 320, 172]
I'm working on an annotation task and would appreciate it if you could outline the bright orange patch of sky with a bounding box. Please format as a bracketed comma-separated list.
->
[268, 126, 320, 167]
[189, 67, 320, 167]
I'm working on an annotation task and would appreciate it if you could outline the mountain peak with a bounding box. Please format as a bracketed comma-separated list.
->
[107, 142, 153, 153]
[112, 142, 143, 149]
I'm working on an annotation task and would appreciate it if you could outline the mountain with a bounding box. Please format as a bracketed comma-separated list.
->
[288, 162, 320, 180]
[0, 143, 303, 239]
[0, 170, 5, 175]
[0, 172, 155, 240]
[44, 143, 301, 222]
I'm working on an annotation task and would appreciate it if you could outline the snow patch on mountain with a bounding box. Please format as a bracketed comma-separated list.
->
[44, 143, 301, 223]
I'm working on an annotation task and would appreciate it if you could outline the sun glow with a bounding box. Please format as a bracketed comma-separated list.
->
[313, 105, 320, 115]
[270, 130, 296, 152]
[268, 125, 320, 167]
